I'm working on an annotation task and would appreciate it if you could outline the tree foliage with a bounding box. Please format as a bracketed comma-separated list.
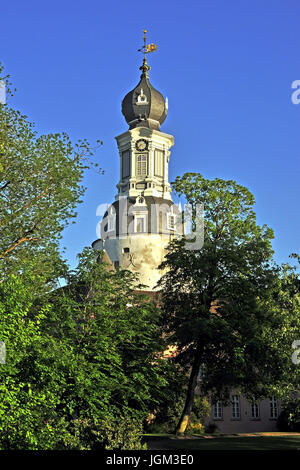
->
[0, 64, 169, 449]
[0, 250, 168, 449]
[158, 173, 300, 433]
[0, 62, 102, 281]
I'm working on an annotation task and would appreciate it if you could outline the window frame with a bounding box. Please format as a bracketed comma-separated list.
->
[250, 398, 260, 419]
[107, 206, 116, 232]
[154, 149, 164, 178]
[122, 150, 130, 179]
[136, 153, 148, 177]
[134, 214, 147, 233]
[270, 397, 278, 419]
[231, 395, 240, 419]
[167, 213, 176, 231]
[213, 401, 223, 420]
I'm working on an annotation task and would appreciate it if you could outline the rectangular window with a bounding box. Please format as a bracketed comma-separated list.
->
[232, 395, 240, 419]
[135, 216, 146, 233]
[158, 212, 163, 234]
[108, 214, 115, 232]
[251, 399, 260, 419]
[154, 149, 164, 177]
[136, 154, 147, 176]
[270, 397, 278, 419]
[167, 213, 176, 231]
[213, 402, 222, 419]
[122, 150, 130, 178]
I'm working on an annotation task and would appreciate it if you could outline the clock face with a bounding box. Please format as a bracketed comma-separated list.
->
[135, 139, 148, 152]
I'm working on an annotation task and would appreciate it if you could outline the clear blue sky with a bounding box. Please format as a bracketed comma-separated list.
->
[1, 0, 300, 268]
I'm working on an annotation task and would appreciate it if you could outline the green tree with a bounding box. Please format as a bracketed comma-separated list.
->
[0, 63, 170, 450]
[158, 172, 299, 434]
[0, 249, 169, 449]
[0, 62, 103, 448]
[0, 63, 101, 283]
[0, 272, 69, 449]
[266, 255, 300, 398]
[41, 248, 168, 448]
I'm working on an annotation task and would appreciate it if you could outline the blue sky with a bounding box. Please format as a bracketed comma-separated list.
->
[1, 0, 300, 268]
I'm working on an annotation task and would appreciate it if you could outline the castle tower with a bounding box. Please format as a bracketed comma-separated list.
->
[93, 32, 181, 290]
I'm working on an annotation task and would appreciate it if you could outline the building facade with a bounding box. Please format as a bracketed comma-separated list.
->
[204, 393, 280, 433]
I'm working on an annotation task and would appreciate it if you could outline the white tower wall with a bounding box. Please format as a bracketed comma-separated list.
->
[94, 233, 173, 290]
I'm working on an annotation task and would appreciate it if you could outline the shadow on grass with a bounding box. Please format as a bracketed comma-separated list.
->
[143, 434, 300, 451]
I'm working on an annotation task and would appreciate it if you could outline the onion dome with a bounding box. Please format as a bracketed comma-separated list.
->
[121, 58, 168, 131]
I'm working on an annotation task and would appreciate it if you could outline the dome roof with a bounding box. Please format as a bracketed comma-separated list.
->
[121, 58, 168, 131]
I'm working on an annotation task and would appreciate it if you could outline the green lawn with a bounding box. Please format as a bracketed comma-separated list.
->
[143, 433, 300, 451]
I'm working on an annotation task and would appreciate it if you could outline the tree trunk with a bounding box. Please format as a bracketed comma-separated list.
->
[175, 342, 203, 434]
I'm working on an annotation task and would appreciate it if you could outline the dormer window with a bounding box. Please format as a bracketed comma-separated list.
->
[136, 88, 148, 105]
[135, 196, 146, 206]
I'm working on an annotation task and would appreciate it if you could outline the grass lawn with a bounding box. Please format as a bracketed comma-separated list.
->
[143, 433, 300, 451]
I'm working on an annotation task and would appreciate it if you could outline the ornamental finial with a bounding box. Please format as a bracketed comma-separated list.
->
[138, 30, 157, 77]
[138, 29, 158, 59]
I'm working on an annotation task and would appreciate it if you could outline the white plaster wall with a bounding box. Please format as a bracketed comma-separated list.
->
[103, 233, 172, 290]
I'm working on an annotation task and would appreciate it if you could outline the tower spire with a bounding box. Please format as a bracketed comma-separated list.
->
[142, 29, 147, 61]
[122, 29, 167, 131]
[93, 31, 178, 291]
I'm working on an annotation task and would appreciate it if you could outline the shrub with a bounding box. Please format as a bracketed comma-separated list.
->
[185, 421, 204, 435]
[87, 417, 147, 450]
[205, 422, 219, 434]
[147, 389, 211, 435]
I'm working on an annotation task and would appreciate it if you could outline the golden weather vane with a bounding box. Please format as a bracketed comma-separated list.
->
[138, 29, 158, 59]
